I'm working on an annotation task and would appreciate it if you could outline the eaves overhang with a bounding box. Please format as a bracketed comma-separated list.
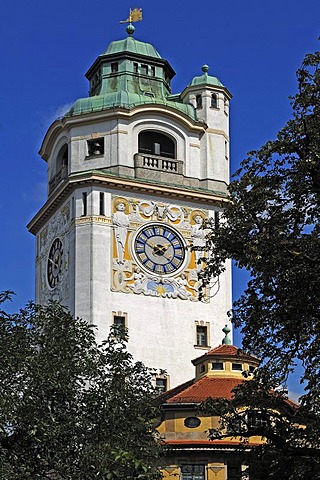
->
[86, 51, 176, 80]
[39, 104, 206, 161]
[192, 351, 260, 367]
[27, 170, 229, 235]
[164, 440, 257, 452]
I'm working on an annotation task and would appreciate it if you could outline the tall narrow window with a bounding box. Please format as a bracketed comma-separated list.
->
[71, 196, 75, 219]
[214, 211, 219, 228]
[133, 62, 138, 73]
[150, 66, 155, 76]
[141, 64, 148, 75]
[224, 97, 229, 115]
[99, 192, 105, 216]
[225, 141, 228, 160]
[196, 325, 208, 346]
[82, 192, 87, 217]
[211, 93, 218, 108]
[196, 94, 202, 109]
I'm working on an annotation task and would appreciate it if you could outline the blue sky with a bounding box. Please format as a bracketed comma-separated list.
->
[0, 0, 319, 399]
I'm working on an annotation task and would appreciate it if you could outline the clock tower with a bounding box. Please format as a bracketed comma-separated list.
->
[28, 25, 232, 389]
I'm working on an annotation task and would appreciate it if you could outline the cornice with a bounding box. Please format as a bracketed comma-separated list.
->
[27, 171, 229, 235]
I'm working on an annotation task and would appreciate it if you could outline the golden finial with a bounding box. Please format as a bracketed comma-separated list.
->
[120, 8, 143, 24]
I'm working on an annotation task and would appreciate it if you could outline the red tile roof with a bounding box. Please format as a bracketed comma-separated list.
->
[207, 344, 241, 356]
[191, 344, 260, 366]
[165, 376, 243, 403]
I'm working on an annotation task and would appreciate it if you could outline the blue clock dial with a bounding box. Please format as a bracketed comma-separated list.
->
[133, 224, 186, 275]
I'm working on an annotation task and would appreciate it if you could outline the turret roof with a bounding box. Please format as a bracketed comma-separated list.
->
[102, 36, 161, 59]
[191, 344, 260, 366]
[165, 376, 243, 404]
[188, 65, 224, 88]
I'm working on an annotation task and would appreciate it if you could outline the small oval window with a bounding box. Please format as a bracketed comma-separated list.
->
[184, 417, 201, 428]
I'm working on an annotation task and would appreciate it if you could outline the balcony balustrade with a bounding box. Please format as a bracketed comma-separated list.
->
[134, 153, 183, 175]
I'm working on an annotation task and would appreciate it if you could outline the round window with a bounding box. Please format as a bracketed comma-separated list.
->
[184, 417, 201, 428]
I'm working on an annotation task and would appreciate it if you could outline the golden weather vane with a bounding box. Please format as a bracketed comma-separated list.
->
[120, 7, 143, 24]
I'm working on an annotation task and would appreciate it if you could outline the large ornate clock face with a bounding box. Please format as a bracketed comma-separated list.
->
[133, 223, 186, 275]
[47, 238, 63, 288]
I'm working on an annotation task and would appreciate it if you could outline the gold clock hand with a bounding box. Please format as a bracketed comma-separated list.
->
[48, 258, 58, 267]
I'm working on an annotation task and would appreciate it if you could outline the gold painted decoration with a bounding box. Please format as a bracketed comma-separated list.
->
[120, 8, 143, 24]
[111, 195, 210, 302]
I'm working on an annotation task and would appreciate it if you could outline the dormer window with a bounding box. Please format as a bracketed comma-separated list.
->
[111, 62, 118, 73]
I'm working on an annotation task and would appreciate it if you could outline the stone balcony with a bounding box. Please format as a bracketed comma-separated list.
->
[134, 153, 184, 175]
[134, 153, 184, 183]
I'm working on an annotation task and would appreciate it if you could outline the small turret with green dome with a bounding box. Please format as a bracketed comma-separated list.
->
[188, 64, 225, 88]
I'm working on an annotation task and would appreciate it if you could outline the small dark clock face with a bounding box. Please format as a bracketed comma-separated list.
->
[133, 223, 186, 275]
[47, 238, 63, 288]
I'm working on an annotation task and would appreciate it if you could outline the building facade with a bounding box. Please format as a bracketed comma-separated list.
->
[27, 25, 232, 388]
[159, 339, 261, 480]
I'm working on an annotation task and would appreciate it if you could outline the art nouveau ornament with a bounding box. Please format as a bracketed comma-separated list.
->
[111, 196, 210, 302]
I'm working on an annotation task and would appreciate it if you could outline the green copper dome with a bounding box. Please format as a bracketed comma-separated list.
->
[64, 33, 198, 123]
[68, 91, 196, 120]
[189, 64, 224, 88]
[103, 36, 161, 59]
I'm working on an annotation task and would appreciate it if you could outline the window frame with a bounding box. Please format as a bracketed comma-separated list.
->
[210, 93, 218, 109]
[196, 94, 203, 109]
[181, 464, 205, 480]
[196, 325, 208, 347]
[232, 363, 243, 371]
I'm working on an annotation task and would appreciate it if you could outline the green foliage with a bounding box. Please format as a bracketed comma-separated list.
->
[0, 295, 162, 480]
[201, 48, 320, 478]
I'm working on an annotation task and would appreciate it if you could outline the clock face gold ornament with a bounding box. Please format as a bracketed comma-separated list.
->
[133, 223, 186, 275]
[47, 238, 63, 288]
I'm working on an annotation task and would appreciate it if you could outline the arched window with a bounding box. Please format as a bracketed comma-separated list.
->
[56, 144, 68, 173]
[49, 144, 69, 194]
[211, 93, 218, 108]
[138, 131, 175, 159]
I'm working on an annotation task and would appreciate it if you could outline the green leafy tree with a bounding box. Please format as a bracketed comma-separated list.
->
[0, 293, 162, 480]
[200, 48, 320, 478]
